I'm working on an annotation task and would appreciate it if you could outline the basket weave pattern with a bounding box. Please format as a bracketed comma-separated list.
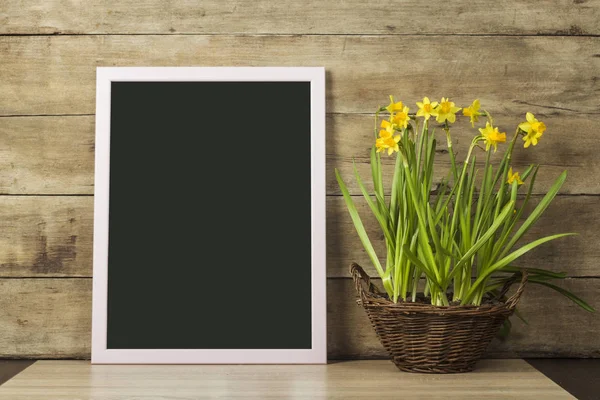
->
[350, 263, 527, 373]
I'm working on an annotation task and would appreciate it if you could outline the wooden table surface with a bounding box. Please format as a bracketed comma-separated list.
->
[0, 359, 573, 399]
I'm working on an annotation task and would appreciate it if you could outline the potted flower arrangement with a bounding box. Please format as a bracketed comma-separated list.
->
[336, 96, 593, 373]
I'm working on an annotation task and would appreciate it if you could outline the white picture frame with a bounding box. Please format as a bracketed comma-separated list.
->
[92, 67, 326, 364]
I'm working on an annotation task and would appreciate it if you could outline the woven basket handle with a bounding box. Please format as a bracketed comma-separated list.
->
[350, 263, 382, 302]
[498, 271, 528, 310]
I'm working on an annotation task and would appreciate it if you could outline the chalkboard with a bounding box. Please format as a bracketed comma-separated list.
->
[92, 68, 326, 364]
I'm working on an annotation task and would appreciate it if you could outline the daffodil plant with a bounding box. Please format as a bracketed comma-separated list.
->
[336, 96, 594, 311]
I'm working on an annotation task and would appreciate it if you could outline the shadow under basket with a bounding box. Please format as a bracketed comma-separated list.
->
[350, 263, 527, 374]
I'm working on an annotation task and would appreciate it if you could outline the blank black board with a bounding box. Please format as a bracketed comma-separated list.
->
[105, 81, 312, 350]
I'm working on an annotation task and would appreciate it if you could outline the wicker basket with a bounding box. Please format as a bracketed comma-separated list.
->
[350, 263, 527, 373]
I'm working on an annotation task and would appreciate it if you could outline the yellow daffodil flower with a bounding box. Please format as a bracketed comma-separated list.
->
[479, 122, 506, 152]
[375, 137, 387, 152]
[416, 97, 438, 121]
[380, 119, 396, 133]
[463, 99, 482, 127]
[391, 106, 411, 129]
[385, 95, 404, 114]
[523, 130, 544, 148]
[507, 167, 524, 185]
[435, 97, 462, 124]
[519, 112, 546, 135]
[376, 128, 401, 155]
[519, 112, 546, 148]
[375, 136, 401, 155]
[379, 128, 393, 139]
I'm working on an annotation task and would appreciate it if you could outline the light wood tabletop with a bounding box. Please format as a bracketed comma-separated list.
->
[0, 359, 573, 399]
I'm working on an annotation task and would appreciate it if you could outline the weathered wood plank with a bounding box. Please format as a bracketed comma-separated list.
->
[0, 197, 93, 277]
[1, 36, 598, 116]
[0, 116, 95, 195]
[328, 195, 600, 278]
[0, 196, 597, 278]
[0, 278, 596, 358]
[2, 114, 598, 195]
[1, 0, 599, 36]
[0, 279, 91, 358]
[328, 277, 600, 359]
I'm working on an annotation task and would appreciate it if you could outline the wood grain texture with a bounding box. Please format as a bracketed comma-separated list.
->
[0, 116, 95, 195]
[0, 279, 91, 358]
[0, 360, 573, 399]
[0, 278, 596, 359]
[0, 196, 93, 277]
[1, 35, 598, 116]
[1, 0, 598, 36]
[2, 114, 598, 195]
[0, 195, 598, 278]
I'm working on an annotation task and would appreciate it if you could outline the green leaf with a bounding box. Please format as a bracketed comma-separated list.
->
[528, 279, 595, 312]
[400, 161, 440, 280]
[499, 171, 567, 258]
[501, 266, 567, 279]
[451, 200, 515, 275]
[484, 282, 506, 292]
[335, 168, 393, 297]
[370, 145, 379, 194]
[464, 233, 577, 302]
[521, 164, 535, 181]
[389, 151, 403, 227]
[492, 165, 540, 260]
[353, 162, 395, 252]
[401, 244, 441, 290]
[472, 150, 493, 242]
[370, 146, 385, 215]
[426, 203, 445, 264]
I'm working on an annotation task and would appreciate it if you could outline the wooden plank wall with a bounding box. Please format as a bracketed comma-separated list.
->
[0, 1, 599, 359]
